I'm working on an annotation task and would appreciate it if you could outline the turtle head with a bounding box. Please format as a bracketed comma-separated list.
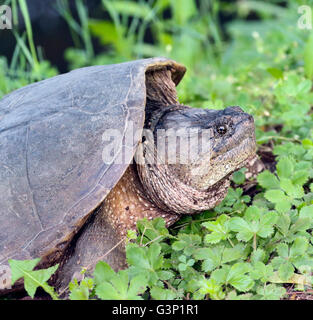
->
[135, 105, 256, 214]
[160, 105, 256, 191]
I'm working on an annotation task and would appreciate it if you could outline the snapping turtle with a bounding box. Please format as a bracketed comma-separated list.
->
[0, 57, 256, 293]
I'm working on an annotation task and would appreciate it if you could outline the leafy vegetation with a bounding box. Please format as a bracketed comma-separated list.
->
[1, 0, 313, 300]
[8, 259, 59, 300]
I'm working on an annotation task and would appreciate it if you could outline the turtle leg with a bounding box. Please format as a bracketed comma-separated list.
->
[55, 165, 180, 295]
[55, 206, 126, 295]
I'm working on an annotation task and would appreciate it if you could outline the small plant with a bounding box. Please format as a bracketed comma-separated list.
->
[8, 259, 59, 300]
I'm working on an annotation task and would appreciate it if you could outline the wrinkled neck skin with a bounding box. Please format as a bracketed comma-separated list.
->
[136, 157, 230, 215]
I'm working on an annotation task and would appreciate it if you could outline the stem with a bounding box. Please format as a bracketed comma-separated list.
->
[76, 0, 94, 59]
[143, 235, 163, 247]
[140, 226, 147, 246]
[163, 280, 178, 293]
[253, 233, 257, 251]
[18, 0, 39, 69]
[85, 237, 125, 271]
[171, 217, 217, 229]
[227, 237, 235, 248]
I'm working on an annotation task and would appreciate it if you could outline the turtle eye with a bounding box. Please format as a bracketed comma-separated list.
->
[216, 124, 227, 135]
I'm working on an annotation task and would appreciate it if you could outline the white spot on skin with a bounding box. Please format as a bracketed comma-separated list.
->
[103, 166, 175, 239]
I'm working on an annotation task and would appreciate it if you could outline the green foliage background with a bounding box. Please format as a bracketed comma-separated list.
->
[2, 0, 313, 300]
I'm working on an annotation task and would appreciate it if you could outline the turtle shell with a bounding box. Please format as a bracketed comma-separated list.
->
[0, 57, 186, 269]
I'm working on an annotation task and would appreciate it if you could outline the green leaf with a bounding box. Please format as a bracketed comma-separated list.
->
[94, 261, 116, 285]
[229, 275, 254, 293]
[136, 218, 169, 245]
[156, 270, 175, 281]
[257, 211, 278, 238]
[251, 248, 266, 264]
[275, 201, 292, 213]
[204, 233, 225, 244]
[256, 284, 286, 300]
[264, 190, 291, 213]
[226, 263, 254, 292]
[244, 205, 261, 221]
[299, 205, 313, 221]
[257, 170, 280, 189]
[279, 178, 295, 196]
[127, 246, 151, 270]
[197, 278, 225, 300]
[222, 244, 246, 264]
[127, 229, 137, 240]
[276, 157, 294, 179]
[232, 169, 246, 185]
[296, 79, 312, 95]
[172, 240, 185, 251]
[292, 170, 309, 186]
[226, 290, 253, 300]
[279, 178, 305, 198]
[126, 243, 164, 286]
[267, 67, 283, 79]
[178, 255, 186, 264]
[95, 281, 121, 300]
[150, 286, 177, 300]
[276, 243, 289, 259]
[69, 278, 94, 300]
[8, 259, 59, 300]
[193, 246, 223, 272]
[202, 214, 230, 244]
[278, 262, 294, 281]
[290, 217, 312, 233]
[95, 270, 147, 300]
[172, 233, 201, 255]
[127, 274, 148, 298]
[250, 262, 274, 282]
[290, 237, 309, 257]
[9, 258, 40, 285]
[275, 213, 291, 237]
[264, 190, 288, 203]
[228, 217, 254, 242]
[147, 242, 163, 269]
[211, 266, 230, 284]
